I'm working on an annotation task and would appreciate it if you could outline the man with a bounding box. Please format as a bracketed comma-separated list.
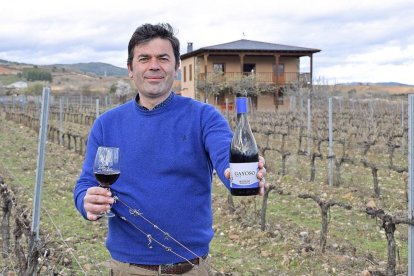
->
[74, 23, 266, 275]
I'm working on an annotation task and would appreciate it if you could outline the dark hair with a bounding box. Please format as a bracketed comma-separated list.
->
[127, 23, 180, 68]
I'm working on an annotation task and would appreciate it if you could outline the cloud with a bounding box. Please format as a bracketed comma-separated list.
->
[1, 0, 413, 84]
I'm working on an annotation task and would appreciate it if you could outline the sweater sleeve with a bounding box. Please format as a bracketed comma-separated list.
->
[201, 105, 233, 190]
[73, 119, 103, 219]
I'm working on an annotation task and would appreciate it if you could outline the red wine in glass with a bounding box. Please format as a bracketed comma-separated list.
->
[93, 147, 120, 217]
[94, 172, 120, 188]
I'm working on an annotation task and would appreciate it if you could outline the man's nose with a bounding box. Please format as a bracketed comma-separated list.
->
[149, 58, 160, 70]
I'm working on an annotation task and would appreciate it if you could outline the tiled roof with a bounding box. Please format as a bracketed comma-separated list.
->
[181, 39, 320, 59]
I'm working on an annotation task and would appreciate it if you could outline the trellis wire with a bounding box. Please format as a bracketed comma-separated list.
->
[300, 96, 304, 112]
[225, 98, 229, 121]
[328, 97, 333, 186]
[408, 94, 414, 276]
[369, 100, 374, 120]
[59, 98, 64, 145]
[307, 98, 312, 156]
[112, 193, 218, 273]
[42, 207, 89, 275]
[1, 91, 414, 273]
[289, 96, 294, 110]
[402, 99, 405, 154]
[96, 98, 100, 118]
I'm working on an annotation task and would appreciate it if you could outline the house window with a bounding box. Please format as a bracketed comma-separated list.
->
[272, 64, 285, 75]
[243, 64, 256, 74]
[183, 66, 187, 82]
[213, 63, 225, 72]
[278, 64, 285, 75]
[189, 64, 192, 81]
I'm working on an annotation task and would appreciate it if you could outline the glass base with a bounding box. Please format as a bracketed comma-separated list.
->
[102, 210, 115, 218]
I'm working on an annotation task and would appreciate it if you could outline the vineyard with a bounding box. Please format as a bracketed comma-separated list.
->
[0, 91, 412, 275]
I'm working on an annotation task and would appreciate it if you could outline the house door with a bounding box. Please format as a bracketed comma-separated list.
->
[216, 91, 233, 112]
[273, 64, 285, 85]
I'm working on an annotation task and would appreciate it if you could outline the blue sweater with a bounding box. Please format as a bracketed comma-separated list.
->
[74, 93, 232, 265]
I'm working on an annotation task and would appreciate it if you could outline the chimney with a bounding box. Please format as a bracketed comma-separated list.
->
[187, 42, 193, 53]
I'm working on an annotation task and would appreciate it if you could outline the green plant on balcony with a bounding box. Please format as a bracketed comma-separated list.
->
[230, 73, 257, 96]
[197, 69, 230, 101]
[197, 70, 279, 101]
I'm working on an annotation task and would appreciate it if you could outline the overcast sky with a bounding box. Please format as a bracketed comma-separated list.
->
[1, 0, 414, 85]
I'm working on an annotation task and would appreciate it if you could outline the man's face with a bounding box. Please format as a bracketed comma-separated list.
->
[128, 38, 178, 102]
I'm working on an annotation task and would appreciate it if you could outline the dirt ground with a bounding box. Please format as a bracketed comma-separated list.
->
[0, 65, 20, 75]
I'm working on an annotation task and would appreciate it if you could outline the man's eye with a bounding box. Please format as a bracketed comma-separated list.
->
[138, 57, 148, 62]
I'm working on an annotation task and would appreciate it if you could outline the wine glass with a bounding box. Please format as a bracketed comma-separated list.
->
[93, 146, 120, 218]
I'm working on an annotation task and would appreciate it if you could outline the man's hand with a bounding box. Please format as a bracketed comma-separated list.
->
[225, 156, 268, 196]
[84, 187, 114, 220]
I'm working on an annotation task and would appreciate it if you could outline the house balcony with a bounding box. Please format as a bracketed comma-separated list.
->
[197, 72, 311, 86]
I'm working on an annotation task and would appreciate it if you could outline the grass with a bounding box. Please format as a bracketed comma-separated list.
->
[208, 137, 408, 275]
[0, 109, 410, 275]
[0, 74, 21, 85]
[0, 115, 110, 275]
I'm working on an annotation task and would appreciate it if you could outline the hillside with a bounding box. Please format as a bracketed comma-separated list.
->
[1, 59, 181, 79]
[0, 59, 183, 95]
[338, 82, 413, 87]
[0, 61, 127, 94]
[50, 62, 128, 77]
[334, 83, 414, 96]
[0, 59, 128, 77]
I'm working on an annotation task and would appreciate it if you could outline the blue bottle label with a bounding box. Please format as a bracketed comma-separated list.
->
[236, 97, 248, 113]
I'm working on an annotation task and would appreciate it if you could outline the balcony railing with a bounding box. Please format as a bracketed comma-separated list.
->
[197, 72, 311, 86]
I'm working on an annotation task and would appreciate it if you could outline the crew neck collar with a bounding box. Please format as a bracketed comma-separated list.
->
[135, 92, 174, 111]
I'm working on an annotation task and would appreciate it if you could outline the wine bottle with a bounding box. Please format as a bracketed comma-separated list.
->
[229, 94, 259, 196]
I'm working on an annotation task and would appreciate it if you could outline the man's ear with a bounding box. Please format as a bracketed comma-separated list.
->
[128, 65, 133, 78]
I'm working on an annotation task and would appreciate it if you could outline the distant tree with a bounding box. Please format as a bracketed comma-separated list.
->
[109, 83, 117, 94]
[115, 80, 132, 103]
[22, 68, 52, 82]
